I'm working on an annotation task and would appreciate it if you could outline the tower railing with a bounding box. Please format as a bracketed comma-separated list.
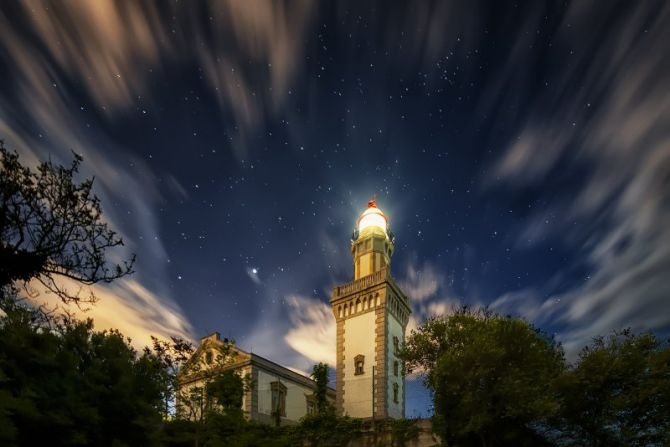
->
[332, 267, 389, 299]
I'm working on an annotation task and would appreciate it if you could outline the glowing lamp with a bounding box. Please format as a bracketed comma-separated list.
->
[357, 199, 388, 236]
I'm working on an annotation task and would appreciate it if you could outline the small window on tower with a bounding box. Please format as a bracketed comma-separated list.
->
[393, 383, 399, 404]
[205, 351, 213, 364]
[394, 360, 399, 377]
[354, 354, 365, 375]
[393, 336, 400, 355]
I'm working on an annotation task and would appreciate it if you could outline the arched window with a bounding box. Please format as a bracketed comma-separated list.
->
[368, 296, 373, 308]
[393, 336, 399, 355]
[338, 306, 342, 318]
[354, 354, 365, 375]
[356, 298, 362, 312]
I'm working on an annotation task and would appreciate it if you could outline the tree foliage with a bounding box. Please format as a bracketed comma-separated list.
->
[292, 409, 363, 447]
[405, 308, 670, 447]
[174, 338, 244, 423]
[311, 362, 331, 414]
[151, 336, 195, 419]
[404, 307, 566, 446]
[0, 141, 134, 304]
[0, 301, 164, 446]
[557, 329, 670, 446]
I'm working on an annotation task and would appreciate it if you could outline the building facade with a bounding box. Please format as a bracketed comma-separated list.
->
[178, 332, 334, 424]
[331, 199, 411, 419]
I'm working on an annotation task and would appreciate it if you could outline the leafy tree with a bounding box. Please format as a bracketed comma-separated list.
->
[404, 307, 565, 447]
[311, 362, 331, 414]
[293, 409, 363, 447]
[0, 141, 134, 305]
[174, 339, 239, 422]
[289, 362, 363, 447]
[151, 336, 195, 419]
[206, 369, 246, 419]
[556, 329, 670, 447]
[0, 301, 165, 446]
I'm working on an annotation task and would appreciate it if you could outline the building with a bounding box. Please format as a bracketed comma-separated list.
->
[178, 199, 410, 423]
[331, 199, 411, 419]
[178, 332, 335, 424]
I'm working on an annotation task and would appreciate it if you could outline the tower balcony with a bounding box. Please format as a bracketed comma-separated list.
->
[332, 267, 388, 300]
[331, 267, 406, 304]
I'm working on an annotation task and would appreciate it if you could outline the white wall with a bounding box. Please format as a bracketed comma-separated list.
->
[386, 314, 404, 419]
[256, 369, 314, 422]
[343, 311, 376, 417]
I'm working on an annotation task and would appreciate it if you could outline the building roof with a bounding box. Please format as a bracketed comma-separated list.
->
[179, 332, 335, 395]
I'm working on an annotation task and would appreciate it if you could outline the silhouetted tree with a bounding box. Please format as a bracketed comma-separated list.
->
[0, 141, 134, 305]
[151, 336, 195, 419]
[556, 329, 670, 447]
[311, 362, 331, 414]
[0, 301, 164, 446]
[404, 307, 565, 447]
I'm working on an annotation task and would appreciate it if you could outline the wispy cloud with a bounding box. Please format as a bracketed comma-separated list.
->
[0, 0, 317, 159]
[397, 257, 463, 330]
[28, 278, 194, 350]
[398, 258, 444, 302]
[0, 1, 319, 350]
[488, 2, 670, 356]
[284, 294, 336, 366]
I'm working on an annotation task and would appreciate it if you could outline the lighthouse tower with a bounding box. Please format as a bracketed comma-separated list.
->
[331, 199, 411, 419]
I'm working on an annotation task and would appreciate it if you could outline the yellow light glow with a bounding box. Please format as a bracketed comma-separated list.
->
[358, 208, 387, 235]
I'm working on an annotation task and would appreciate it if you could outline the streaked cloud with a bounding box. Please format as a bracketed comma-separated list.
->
[284, 294, 336, 366]
[399, 258, 444, 302]
[489, 2, 670, 356]
[0, 0, 318, 350]
[0, 0, 317, 158]
[28, 278, 194, 350]
[397, 257, 464, 331]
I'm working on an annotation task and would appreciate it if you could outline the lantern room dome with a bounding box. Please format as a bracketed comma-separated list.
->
[357, 199, 388, 237]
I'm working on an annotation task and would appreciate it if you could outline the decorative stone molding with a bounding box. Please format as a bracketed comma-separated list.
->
[374, 297, 387, 418]
[335, 318, 345, 414]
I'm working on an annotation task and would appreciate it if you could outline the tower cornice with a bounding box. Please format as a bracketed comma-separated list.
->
[331, 268, 410, 309]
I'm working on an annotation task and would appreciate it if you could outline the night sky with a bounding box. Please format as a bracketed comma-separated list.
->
[1, 1, 669, 417]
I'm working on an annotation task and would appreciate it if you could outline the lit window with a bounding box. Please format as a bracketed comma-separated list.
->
[354, 354, 365, 375]
[271, 381, 287, 417]
[393, 383, 399, 404]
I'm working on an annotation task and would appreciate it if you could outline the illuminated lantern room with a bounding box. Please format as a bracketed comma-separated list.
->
[357, 199, 389, 237]
[351, 198, 395, 279]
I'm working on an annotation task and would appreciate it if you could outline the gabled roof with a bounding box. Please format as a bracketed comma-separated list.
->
[179, 332, 335, 395]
